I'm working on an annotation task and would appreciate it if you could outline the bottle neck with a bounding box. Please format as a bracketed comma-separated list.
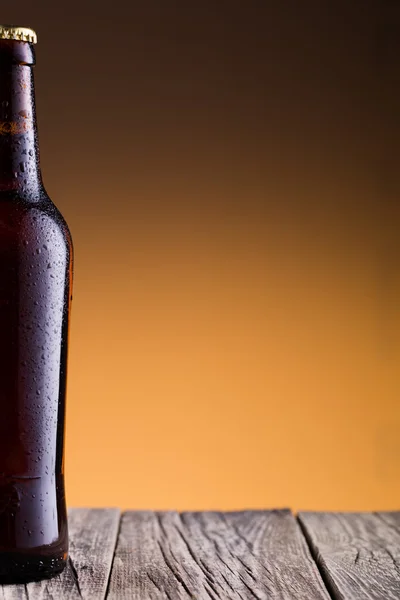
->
[0, 40, 42, 197]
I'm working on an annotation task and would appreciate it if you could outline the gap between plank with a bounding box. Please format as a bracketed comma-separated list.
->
[104, 511, 123, 600]
[296, 515, 338, 600]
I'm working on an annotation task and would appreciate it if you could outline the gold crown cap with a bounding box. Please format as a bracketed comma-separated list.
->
[0, 25, 37, 44]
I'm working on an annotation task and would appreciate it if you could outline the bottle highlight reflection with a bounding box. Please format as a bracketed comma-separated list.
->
[0, 27, 72, 582]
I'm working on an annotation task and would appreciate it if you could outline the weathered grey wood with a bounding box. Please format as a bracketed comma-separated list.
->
[0, 585, 27, 600]
[67, 508, 120, 599]
[374, 511, 400, 531]
[107, 510, 331, 599]
[23, 508, 120, 599]
[26, 562, 81, 600]
[298, 511, 400, 600]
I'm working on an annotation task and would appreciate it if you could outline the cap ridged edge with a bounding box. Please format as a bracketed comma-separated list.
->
[0, 25, 37, 44]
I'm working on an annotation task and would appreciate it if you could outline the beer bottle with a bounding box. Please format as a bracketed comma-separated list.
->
[0, 26, 72, 582]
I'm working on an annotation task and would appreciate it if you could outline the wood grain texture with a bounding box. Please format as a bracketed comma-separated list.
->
[107, 509, 331, 599]
[375, 512, 400, 531]
[24, 508, 120, 600]
[67, 508, 120, 599]
[0, 586, 27, 600]
[298, 511, 400, 600]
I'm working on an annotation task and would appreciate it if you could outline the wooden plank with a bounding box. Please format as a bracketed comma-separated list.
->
[107, 509, 331, 599]
[298, 511, 400, 600]
[375, 511, 400, 531]
[24, 508, 120, 599]
[0, 586, 28, 600]
[67, 508, 120, 599]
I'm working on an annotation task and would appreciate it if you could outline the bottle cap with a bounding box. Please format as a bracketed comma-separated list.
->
[0, 25, 37, 44]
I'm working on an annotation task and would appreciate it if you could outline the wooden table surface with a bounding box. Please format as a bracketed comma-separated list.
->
[1, 509, 399, 599]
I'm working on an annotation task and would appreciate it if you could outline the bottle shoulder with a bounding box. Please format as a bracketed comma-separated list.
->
[0, 192, 73, 255]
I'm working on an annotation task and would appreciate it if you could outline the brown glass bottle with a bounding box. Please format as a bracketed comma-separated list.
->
[0, 27, 72, 583]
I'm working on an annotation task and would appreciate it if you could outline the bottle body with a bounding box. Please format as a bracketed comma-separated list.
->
[0, 34, 72, 582]
[0, 196, 72, 582]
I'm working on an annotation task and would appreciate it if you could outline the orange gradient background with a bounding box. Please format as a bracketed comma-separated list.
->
[4, 1, 400, 510]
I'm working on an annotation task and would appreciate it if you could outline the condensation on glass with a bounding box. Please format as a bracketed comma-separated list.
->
[0, 27, 72, 583]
